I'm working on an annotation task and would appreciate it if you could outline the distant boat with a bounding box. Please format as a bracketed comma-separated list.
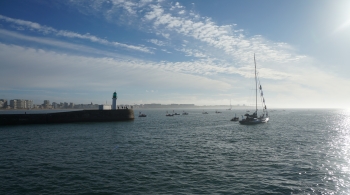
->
[173, 110, 180, 115]
[231, 114, 239, 121]
[227, 99, 232, 110]
[182, 111, 188, 115]
[166, 111, 174, 116]
[215, 110, 222, 113]
[239, 54, 269, 125]
[202, 111, 208, 114]
[138, 112, 147, 117]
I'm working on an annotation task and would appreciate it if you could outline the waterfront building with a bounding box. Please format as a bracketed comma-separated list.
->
[143, 103, 195, 108]
[143, 103, 162, 108]
[74, 103, 99, 109]
[43, 100, 50, 108]
[26, 100, 33, 109]
[18, 99, 25, 108]
[52, 102, 58, 109]
[0, 99, 7, 108]
[10, 99, 18, 109]
[99, 105, 111, 110]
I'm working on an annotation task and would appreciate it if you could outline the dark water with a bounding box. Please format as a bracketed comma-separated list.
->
[1, 109, 350, 194]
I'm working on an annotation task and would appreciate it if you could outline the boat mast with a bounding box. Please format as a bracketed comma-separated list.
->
[254, 53, 257, 114]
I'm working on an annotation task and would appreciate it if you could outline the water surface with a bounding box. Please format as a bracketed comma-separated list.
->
[1, 109, 349, 194]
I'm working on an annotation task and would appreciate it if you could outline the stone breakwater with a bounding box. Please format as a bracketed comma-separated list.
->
[0, 109, 134, 125]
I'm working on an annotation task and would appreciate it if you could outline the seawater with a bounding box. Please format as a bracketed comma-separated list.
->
[0, 109, 350, 194]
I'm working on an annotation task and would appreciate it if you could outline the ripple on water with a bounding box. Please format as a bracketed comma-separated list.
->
[1, 109, 350, 194]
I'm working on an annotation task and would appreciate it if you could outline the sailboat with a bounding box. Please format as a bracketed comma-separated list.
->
[227, 99, 232, 110]
[138, 112, 147, 117]
[239, 54, 269, 125]
[166, 111, 174, 116]
[231, 114, 239, 121]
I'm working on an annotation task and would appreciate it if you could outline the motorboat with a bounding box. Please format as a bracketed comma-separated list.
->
[138, 112, 147, 117]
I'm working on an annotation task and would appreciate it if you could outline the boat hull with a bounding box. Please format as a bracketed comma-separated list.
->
[239, 117, 269, 125]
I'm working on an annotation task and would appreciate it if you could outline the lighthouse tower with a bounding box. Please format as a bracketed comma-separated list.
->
[112, 92, 117, 110]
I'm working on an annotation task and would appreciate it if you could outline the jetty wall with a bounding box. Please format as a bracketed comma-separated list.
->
[0, 109, 134, 125]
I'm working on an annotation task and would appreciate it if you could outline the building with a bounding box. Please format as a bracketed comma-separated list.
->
[143, 103, 162, 108]
[43, 100, 50, 108]
[52, 102, 58, 109]
[99, 105, 111, 110]
[74, 103, 99, 109]
[24, 100, 33, 109]
[10, 99, 18, 109]
[9, 99, 33, 109]
[0, 99, 7, 108]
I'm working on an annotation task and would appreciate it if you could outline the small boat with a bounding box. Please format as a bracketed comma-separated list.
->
[138, 112, 147, 117]
[202, 111, 208, 114]
[172, 110, 180, 115]
[215, 110, 222, 113]
[182, 111, 189, 115]
[166, 111, 174, 116]
[231, 114, 239, 121]
[227, 99, 232, 110]
[239, 54, 269, 125]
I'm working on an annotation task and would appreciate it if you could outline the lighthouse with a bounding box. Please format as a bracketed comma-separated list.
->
[112, 92, 117, 110]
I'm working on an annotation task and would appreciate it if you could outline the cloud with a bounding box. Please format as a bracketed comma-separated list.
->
[0, 29, 126, 58]
[141, 3, 306, 65]
[176, 48, 207, 58]
[0, 14, 153, 53]
[0, 43, 231, 92]
[148, 38, 166, 46]
[0, 29, 290, 81]
[0, 14, 56, 34]
[64, 1, 304, 66]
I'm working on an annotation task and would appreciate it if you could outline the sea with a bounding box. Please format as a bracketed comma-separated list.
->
[0, 108, 350, 194]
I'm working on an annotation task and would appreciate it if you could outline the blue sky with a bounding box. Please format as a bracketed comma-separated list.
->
[1, 0, 350, 108]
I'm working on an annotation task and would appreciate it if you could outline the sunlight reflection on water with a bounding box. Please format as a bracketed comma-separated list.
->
[324, 109, 350, 193]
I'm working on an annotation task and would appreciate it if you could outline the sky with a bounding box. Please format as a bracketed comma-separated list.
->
[1, 0, 350, 108]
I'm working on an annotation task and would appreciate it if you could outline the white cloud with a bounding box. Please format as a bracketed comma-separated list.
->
[60, 0, 304, 66]
[178, 10, 185, 15]
[176, 48, 207, 58]
[0, 29, 128, 58]
[0, 15, 56, 34]
[0, 43, 231, 92]
[139, 2, 305, 65]
[0, 14, 152, 53]
[148, 38, 166, 46]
